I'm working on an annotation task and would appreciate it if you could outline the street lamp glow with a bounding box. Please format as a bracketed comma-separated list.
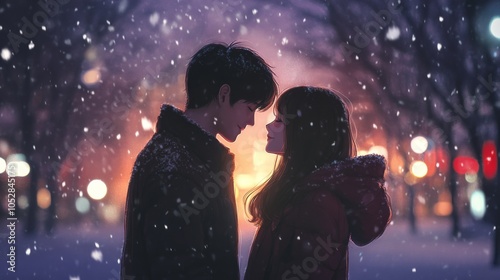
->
[368, 145, 388, 158]
[411, 136, 428, 154]
[410, 160, 428, 178]
[37, 188, 51, 209]
[82, 68, 101, 86]
[490, 17, 500, 39]
[75, 197, 91, 213]
[0, 157, 6, 173]
[7, 161, 31, 177]
[87, 179, 108, 200]
[470, 190, 486, 220]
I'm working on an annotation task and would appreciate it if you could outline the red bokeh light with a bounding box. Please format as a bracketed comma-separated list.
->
[453, 156, 479, 175]
[482, 141, 497, 180]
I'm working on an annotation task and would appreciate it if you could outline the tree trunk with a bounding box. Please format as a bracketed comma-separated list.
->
[407, 185, 417, 234]
[493, 138, 500, 266]
[20, 57, 38, 235]
[494, 180, 500, 266]
[447, 130, 461, 238]
[45, 166, 58, 234]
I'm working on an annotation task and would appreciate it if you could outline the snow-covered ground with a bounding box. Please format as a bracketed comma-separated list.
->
[2, 217, 499, 279]
[347, 218, 500, 280]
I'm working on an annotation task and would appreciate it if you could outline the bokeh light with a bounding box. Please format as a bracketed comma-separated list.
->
[141, 117, 154, 131]
[100, 204, 120, 224]
[37, 188, 51, 209]
[433, 201, 452, 216]
[75, 197, 91, 214]
[0, 157, 6, 173]
[87, 179, 108, 200]
[18, 195, 29, 210]
[410, 160, 428, 178]
[368, 145, 388, 158]
[482, 140, 497, 180]
[465, 172, 478, 183]
[470, 189, 486, 220]
[453, 156, 479, 175]
[7, 161, 31, 177]
[404, 172, 419, 186]
[1, 48, 11, 61]
[490, 17, 500, 39]
[410, 136, 428, 154]
[81, 68, 101, 86]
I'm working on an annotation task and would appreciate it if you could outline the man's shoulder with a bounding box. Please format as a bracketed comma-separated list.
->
[135, 132, 203, 174]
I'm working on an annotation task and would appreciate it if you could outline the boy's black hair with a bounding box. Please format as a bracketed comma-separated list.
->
[185, 42, 278, 110]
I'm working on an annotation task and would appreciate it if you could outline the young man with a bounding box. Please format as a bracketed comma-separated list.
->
[121, 42, 278, 280]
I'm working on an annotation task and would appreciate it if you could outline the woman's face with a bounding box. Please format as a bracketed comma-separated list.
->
[265, 115, 285, 155]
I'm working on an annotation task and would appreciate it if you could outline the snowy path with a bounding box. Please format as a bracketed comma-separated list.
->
[2, 218, 500, 279]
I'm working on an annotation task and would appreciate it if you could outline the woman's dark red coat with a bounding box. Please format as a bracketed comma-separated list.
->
[244, 154, 392, 280]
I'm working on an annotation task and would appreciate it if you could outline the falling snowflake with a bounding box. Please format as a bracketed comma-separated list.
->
[91, 249, 103, 262]
[386, 26, 400, 40]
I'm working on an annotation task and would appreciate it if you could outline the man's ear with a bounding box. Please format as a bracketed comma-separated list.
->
[218, 84, 231, 105]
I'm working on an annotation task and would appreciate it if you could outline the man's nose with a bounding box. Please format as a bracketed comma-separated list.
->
[248, 113, 255, 126]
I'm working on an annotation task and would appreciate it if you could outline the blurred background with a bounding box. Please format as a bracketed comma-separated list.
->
[0, 0, 499, 279]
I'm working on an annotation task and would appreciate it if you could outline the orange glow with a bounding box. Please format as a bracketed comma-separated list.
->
[389, 152, 404, 175]
[433, 201, 452, 216]
[37, 188, 51, 209]
[235, 174, 257, 190]
[82, 68, 100, 85]
[404, 172, 419, 185]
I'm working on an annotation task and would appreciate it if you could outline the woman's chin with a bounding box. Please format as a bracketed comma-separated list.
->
[265, 145, 283, 155]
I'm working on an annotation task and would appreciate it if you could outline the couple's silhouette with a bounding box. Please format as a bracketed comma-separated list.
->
[121, 42, 391, 280]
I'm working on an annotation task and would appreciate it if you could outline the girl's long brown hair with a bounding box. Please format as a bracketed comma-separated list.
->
[245, 86, 355, 225]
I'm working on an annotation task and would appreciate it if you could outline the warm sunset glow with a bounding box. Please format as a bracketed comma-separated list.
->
[357, 150, 368, 156]
[235, 174, 256, 189]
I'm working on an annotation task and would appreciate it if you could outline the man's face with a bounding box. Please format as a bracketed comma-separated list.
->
[217, 100, 258, 142]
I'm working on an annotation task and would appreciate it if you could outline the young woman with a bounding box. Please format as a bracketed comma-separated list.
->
[244, 86, 392, 280]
